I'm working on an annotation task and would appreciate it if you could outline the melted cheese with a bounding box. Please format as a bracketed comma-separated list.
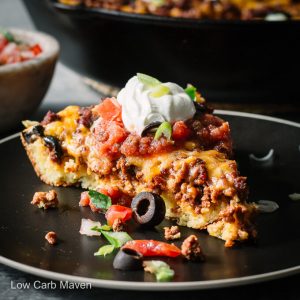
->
[44, 106, 89, 159]
[127, 150, 236, 192]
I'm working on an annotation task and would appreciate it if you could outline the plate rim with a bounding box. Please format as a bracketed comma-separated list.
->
[1, 256, 299, 291]
[1, 110, 299, 290]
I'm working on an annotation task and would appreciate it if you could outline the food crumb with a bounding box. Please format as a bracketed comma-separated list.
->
[181, 235, 205, 261]
[164, 226, 181, 240]
[112, 218, 126, 232]
[31, 190, 59, 209]
[45, 231, 57, 245]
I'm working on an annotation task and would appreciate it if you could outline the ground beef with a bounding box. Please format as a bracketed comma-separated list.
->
[120, 134, 174, 157]
[41, 111, 60, 126]
[234, 176, 249, 201]
[181, 235, 205, 261]
[112, 218, 126, 232]
[45, 231, 57, 245]
[188, 158, 207, 186]
[78, 106, 93, 128]
[164, 226, 181, 240]
[187, 114, 233, 157]
[31, 190, 59, 209]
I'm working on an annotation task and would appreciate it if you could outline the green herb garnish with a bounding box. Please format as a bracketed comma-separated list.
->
[150, 84, 170, 98]
[88, 190, 111, 211]
[101, 231, 132, 248]
[143, 261, 175, 282]
[137, 73, 161, 88]
[94, 245, 115, 257]
[91, 224, 112, 232]
[0, 29, 15, 43]
[99, 224, 112, 231]
[154, 122, 172, 140]
[185, 84, 197, 101]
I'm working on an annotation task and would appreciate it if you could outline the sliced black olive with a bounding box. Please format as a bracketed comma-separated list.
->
[193, 102, 213, 114]
[141, 122, 162, 137]
[113, 248, 143, 271]
[43, 135, 63, 163]
[22, 125, 44, 144]
[131, 192, 166, 227]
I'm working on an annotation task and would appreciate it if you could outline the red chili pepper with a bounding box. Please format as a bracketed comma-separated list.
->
[172, 121, 191, 140]
[123, 240, 181, 257]
[105, 205, 132, 226]
[30, 44, 42, 56]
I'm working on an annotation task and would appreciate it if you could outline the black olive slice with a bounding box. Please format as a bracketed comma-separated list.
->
[141, 122, 162, 137]
[113, 248, 143, 271]
[131, 192, 166, 227]
[193, 102, 213, 114]
[43, 135, 63, 163]
[22, 125, 44, 144]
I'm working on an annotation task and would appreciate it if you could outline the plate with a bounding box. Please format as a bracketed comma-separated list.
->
[0, 111, 299, 290]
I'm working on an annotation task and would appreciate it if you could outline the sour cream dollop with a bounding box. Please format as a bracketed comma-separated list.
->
[117, 76, 196, 135]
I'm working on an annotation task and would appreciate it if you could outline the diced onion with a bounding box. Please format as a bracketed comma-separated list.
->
[79, 218, 101, 236]
[289, 193, 300, 201]
[257, 200, 279, 213]
[249, 149, 274, 166]
[249, 149, 274, 162]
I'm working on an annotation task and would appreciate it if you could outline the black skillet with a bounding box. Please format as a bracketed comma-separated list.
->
[22, 0, 300, 103]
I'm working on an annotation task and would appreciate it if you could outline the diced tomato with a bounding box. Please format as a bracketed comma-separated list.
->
[98, 187, 131, 206]
[94, 98, 122, 123]
[79, 191, 100, 213]
[79, 191, 90, 207]
[91, 117, 128, 158]
[172, 121, 191, 141]
[30, 44, 42, 56]
[105, 205, 132, 226]
[0, 36, 8, 52]
[89, 202, 101, 213]
[123, 240, 181, 257]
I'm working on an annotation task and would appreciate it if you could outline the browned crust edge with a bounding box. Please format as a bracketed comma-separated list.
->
[20, 134, 73, 187]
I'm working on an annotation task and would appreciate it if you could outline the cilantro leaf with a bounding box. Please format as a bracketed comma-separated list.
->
[88, 190, 111, 211]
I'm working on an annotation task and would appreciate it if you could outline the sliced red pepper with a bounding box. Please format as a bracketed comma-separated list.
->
[123, 240, 181, 257]
[105, 205, 132, 226]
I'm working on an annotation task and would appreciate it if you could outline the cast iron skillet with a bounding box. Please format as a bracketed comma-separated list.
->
[23, 0, 300, 103]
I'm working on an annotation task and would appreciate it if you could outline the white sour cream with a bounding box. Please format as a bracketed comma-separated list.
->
[117, 76, 196, 135]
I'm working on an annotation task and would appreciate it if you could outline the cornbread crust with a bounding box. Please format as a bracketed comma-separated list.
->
[21, 104, 257, 247]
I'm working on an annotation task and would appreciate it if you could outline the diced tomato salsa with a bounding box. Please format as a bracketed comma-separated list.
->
[87, 98, 232, 159]
[0, 31, 42, 66]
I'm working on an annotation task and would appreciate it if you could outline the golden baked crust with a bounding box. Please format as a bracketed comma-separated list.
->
[21, 101, 257, 247]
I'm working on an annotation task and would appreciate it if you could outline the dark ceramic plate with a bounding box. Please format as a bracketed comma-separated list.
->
[0, 111, 299, 290]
